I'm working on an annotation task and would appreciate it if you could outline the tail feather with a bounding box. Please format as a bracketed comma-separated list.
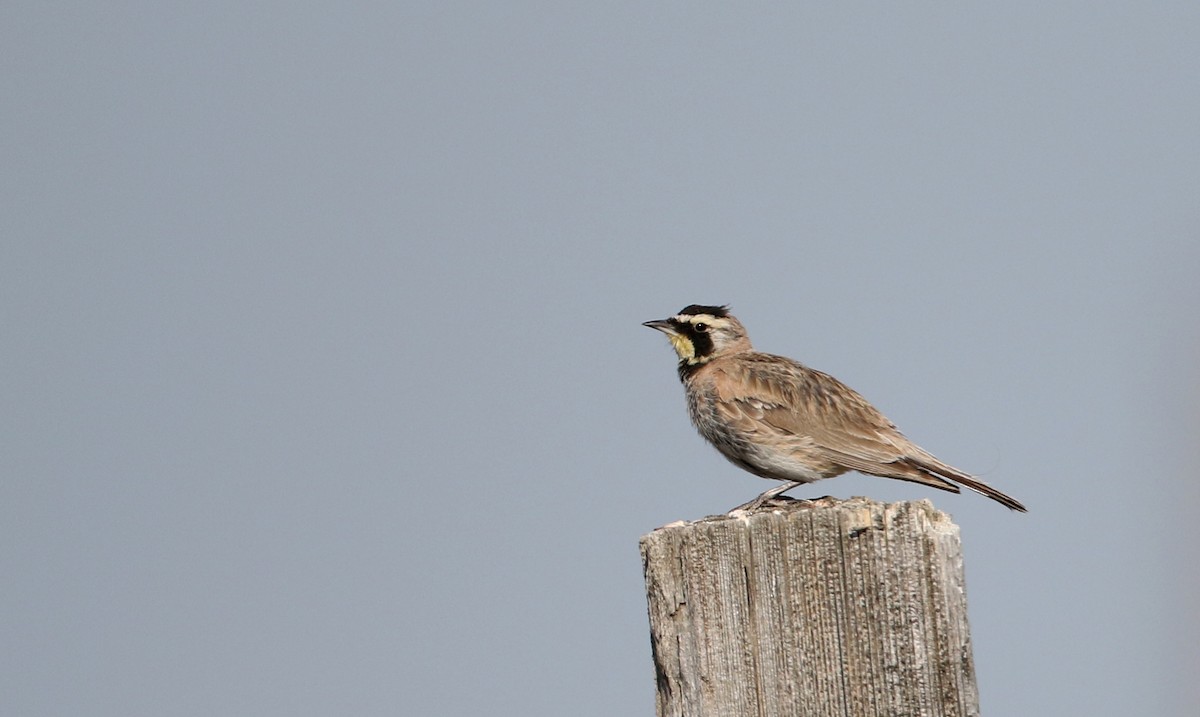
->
[914, 457, 1028, 513]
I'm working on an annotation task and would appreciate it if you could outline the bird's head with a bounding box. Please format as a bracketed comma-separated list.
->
[643, 304, 752, 366]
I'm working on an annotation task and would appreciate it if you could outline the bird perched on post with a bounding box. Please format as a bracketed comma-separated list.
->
[643, 304, 1026, 513]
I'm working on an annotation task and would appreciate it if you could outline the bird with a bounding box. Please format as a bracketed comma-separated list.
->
[643, 304, 1026, 512]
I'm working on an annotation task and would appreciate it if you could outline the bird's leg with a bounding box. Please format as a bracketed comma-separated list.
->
[729, 480, 805, 513]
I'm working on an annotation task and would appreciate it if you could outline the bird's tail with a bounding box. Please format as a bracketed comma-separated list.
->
[912, 456, 1028, 512]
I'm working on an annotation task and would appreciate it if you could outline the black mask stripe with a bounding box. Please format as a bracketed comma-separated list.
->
[688, 327, 714, 359]
[669, 317, 717, 379]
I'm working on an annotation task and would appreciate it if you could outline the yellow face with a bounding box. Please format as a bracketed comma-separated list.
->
[644, 308, 736, 366]
[664, 331, 697, 362]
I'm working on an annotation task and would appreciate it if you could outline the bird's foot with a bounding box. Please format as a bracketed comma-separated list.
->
[726, 481, 806, 514]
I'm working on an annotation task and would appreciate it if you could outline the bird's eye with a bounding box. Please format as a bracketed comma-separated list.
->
[694, 323, 709, 333]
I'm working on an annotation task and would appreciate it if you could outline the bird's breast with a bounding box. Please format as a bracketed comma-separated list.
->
[683, 375, 845, 483]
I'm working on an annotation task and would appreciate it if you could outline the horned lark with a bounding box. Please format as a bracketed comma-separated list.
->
[643, 305, 1026, 512]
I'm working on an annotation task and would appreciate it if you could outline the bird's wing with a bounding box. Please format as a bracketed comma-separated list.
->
[709, 353, 1029, 509]
[711, 353, 925, 472]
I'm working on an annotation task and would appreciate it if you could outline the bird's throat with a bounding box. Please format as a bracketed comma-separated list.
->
[667, 334, 696, 361]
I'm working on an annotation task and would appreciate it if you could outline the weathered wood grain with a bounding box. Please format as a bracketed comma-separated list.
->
[641, 497, 979, 717]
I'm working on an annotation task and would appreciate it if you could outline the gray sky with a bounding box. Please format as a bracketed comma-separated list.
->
[3, 3, 1198, 716]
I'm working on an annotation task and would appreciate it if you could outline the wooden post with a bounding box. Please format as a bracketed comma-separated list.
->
[640, 497, 979, 717]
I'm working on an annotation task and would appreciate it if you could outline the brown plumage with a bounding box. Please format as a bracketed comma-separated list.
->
[643, 304, 1026, 512]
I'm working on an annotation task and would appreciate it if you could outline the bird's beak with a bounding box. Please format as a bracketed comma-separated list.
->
[642, 319, 677, 335]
